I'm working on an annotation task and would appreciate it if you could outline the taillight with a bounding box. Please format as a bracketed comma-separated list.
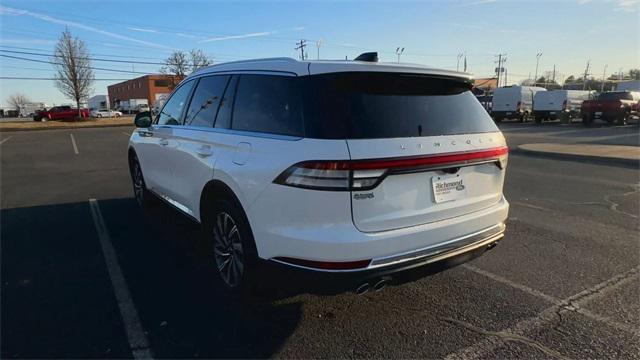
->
[562, 100, 567, 110]
[274, 146, 509, 191]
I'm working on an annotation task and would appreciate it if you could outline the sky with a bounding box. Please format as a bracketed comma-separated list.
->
[0, 0, 638, 107]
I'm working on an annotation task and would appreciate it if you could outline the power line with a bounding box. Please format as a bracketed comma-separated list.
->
[1, 77, 132, 81]
[0, 54, 151, 75]
[0, 49, 166, 65]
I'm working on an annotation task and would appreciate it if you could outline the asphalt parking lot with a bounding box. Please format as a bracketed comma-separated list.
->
[1, 122, 639, 358]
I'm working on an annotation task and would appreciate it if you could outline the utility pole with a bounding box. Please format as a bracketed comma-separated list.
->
[396, 47, 405, 63]
[505, 68, 508, 86]
[582, 60, 591, 90]
[457, 53, 463, 71]
[295, 39, 307, 60]
[552, 65, 556, 85]
[315, 40, 323, 60]
[601, 64, 608, 92]
[534, 52, 543, 87]
[495, 53, 506, 87]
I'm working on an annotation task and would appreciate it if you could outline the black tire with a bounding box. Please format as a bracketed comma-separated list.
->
[534, 116, 542, 124]
[616, 113, 628, 126]
[582, 114, 593, 127]
[130, 154, 148, 209]
[202, 196, 259, 299]
[494, 116, 502, 123]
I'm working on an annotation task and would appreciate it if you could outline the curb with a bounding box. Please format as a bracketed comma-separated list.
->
[513, 146, 640, 167]
[0, 122, 134, 132]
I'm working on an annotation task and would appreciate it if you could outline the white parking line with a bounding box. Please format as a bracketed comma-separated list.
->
[122, 131, 132, 137]
[88, 199, 154, 359]
[0, 136, 12, 145]
[447, 266, 640, 359]
[70, 134, 79, 154]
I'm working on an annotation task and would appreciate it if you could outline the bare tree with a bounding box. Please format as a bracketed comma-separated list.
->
[53, 28, 94, 118]
[160, 49, 213, 87]
[7, 93, 30, 112]
[189, 49, 213, 72]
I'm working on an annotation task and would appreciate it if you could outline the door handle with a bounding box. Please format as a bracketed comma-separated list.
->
[196, 145, 213, 157]
[159, 138, 169, 146]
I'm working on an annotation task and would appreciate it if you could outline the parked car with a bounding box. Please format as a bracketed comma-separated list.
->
[491, 86, 546, 122]
[33, 106, 89, 121]
[90, 109, 122, 118]
[533, 90, 594, 124]
[580, 91, 640, 126]
[128, 54, 510, 296]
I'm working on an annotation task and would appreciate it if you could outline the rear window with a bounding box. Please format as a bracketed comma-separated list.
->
[302, 72, 498, 139]
[598, 92, 633, 101]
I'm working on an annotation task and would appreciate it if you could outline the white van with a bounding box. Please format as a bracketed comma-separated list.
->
[533, 90, 594, 123]
[491, 86, 546, 122]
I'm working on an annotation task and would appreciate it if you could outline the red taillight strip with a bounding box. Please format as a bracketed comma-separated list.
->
[300, 146, 509, 171]
[273, 257, 372, 270]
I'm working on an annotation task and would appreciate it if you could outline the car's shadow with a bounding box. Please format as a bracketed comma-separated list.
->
[2, 195, 491, 358]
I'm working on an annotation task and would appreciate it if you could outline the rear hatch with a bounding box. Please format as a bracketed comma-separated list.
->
[302, 72, 507, 232]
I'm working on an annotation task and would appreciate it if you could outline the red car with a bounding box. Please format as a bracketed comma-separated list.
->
[33, 106, 90, 121]
[581, 91, 640, 126]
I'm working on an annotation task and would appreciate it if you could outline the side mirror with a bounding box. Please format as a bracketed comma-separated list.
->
[134, 111, 152, 128]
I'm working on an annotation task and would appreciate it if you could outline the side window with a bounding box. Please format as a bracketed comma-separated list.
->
[184, 75, 230, 127]
[232, 74, 303, 136]
[157, 80, 195, 125]
[214, 75, 238, 129]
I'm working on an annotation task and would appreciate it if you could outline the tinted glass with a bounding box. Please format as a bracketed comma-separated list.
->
[232, 75, 304, 136]
[598, 92, 633, 101]
[184, 75, 230, 127]
[214, 75, 238, 129]
[303, 73, 498, 139]
[157, 80, 195, 125]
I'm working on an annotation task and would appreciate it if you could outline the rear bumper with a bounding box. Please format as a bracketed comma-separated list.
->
[272, 222, 505, 274]
[256, 196, 508, 273]
[492, 110, 523, 118]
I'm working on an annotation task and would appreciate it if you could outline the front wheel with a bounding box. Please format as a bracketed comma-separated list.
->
[130, 155, 147, 208]
[616, 114, 628, 126]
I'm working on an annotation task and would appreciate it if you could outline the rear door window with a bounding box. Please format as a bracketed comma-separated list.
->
[157, 80, 195, 125]
[303, 72, 498, 139]
[231, 74, 304, 136]
[184, 75, 230, 127]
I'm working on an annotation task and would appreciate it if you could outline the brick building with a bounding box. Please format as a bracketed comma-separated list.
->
[107, 74, 184, 109]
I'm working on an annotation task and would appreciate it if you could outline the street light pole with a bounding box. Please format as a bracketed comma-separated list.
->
[456, 53, 463, 71]
[601, 64, 608, 93]
[534, 52, 543, 87]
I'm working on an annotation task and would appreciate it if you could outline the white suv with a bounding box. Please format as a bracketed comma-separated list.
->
[128, 54, 509, 294]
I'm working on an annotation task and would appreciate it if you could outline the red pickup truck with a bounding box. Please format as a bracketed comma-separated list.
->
[581, 91, 640, 126]
[33, 106, 90, 121]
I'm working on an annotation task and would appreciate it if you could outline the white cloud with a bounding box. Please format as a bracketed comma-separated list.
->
[0, 6, 173, 49]
[127, 27, 158, 33]
[455, 0, 498, 7]
[199, 31, 273, 43]
[615, 0, 639, 11]
[0, 38, 56, 45]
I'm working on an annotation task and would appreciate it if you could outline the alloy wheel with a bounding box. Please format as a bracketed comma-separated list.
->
[133, 162, 144, 206]
[212, 212, 244, 288]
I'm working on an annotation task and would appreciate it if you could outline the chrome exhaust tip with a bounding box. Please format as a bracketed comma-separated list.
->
[355, 282, 371, 295]
[373, 278, 388, 292]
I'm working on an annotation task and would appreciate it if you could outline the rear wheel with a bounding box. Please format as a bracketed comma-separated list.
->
[97, 114, 102, 118]
[203, 197, 259, 298]
[582, 114, 593, 127]
[534, 116, 542, 124]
